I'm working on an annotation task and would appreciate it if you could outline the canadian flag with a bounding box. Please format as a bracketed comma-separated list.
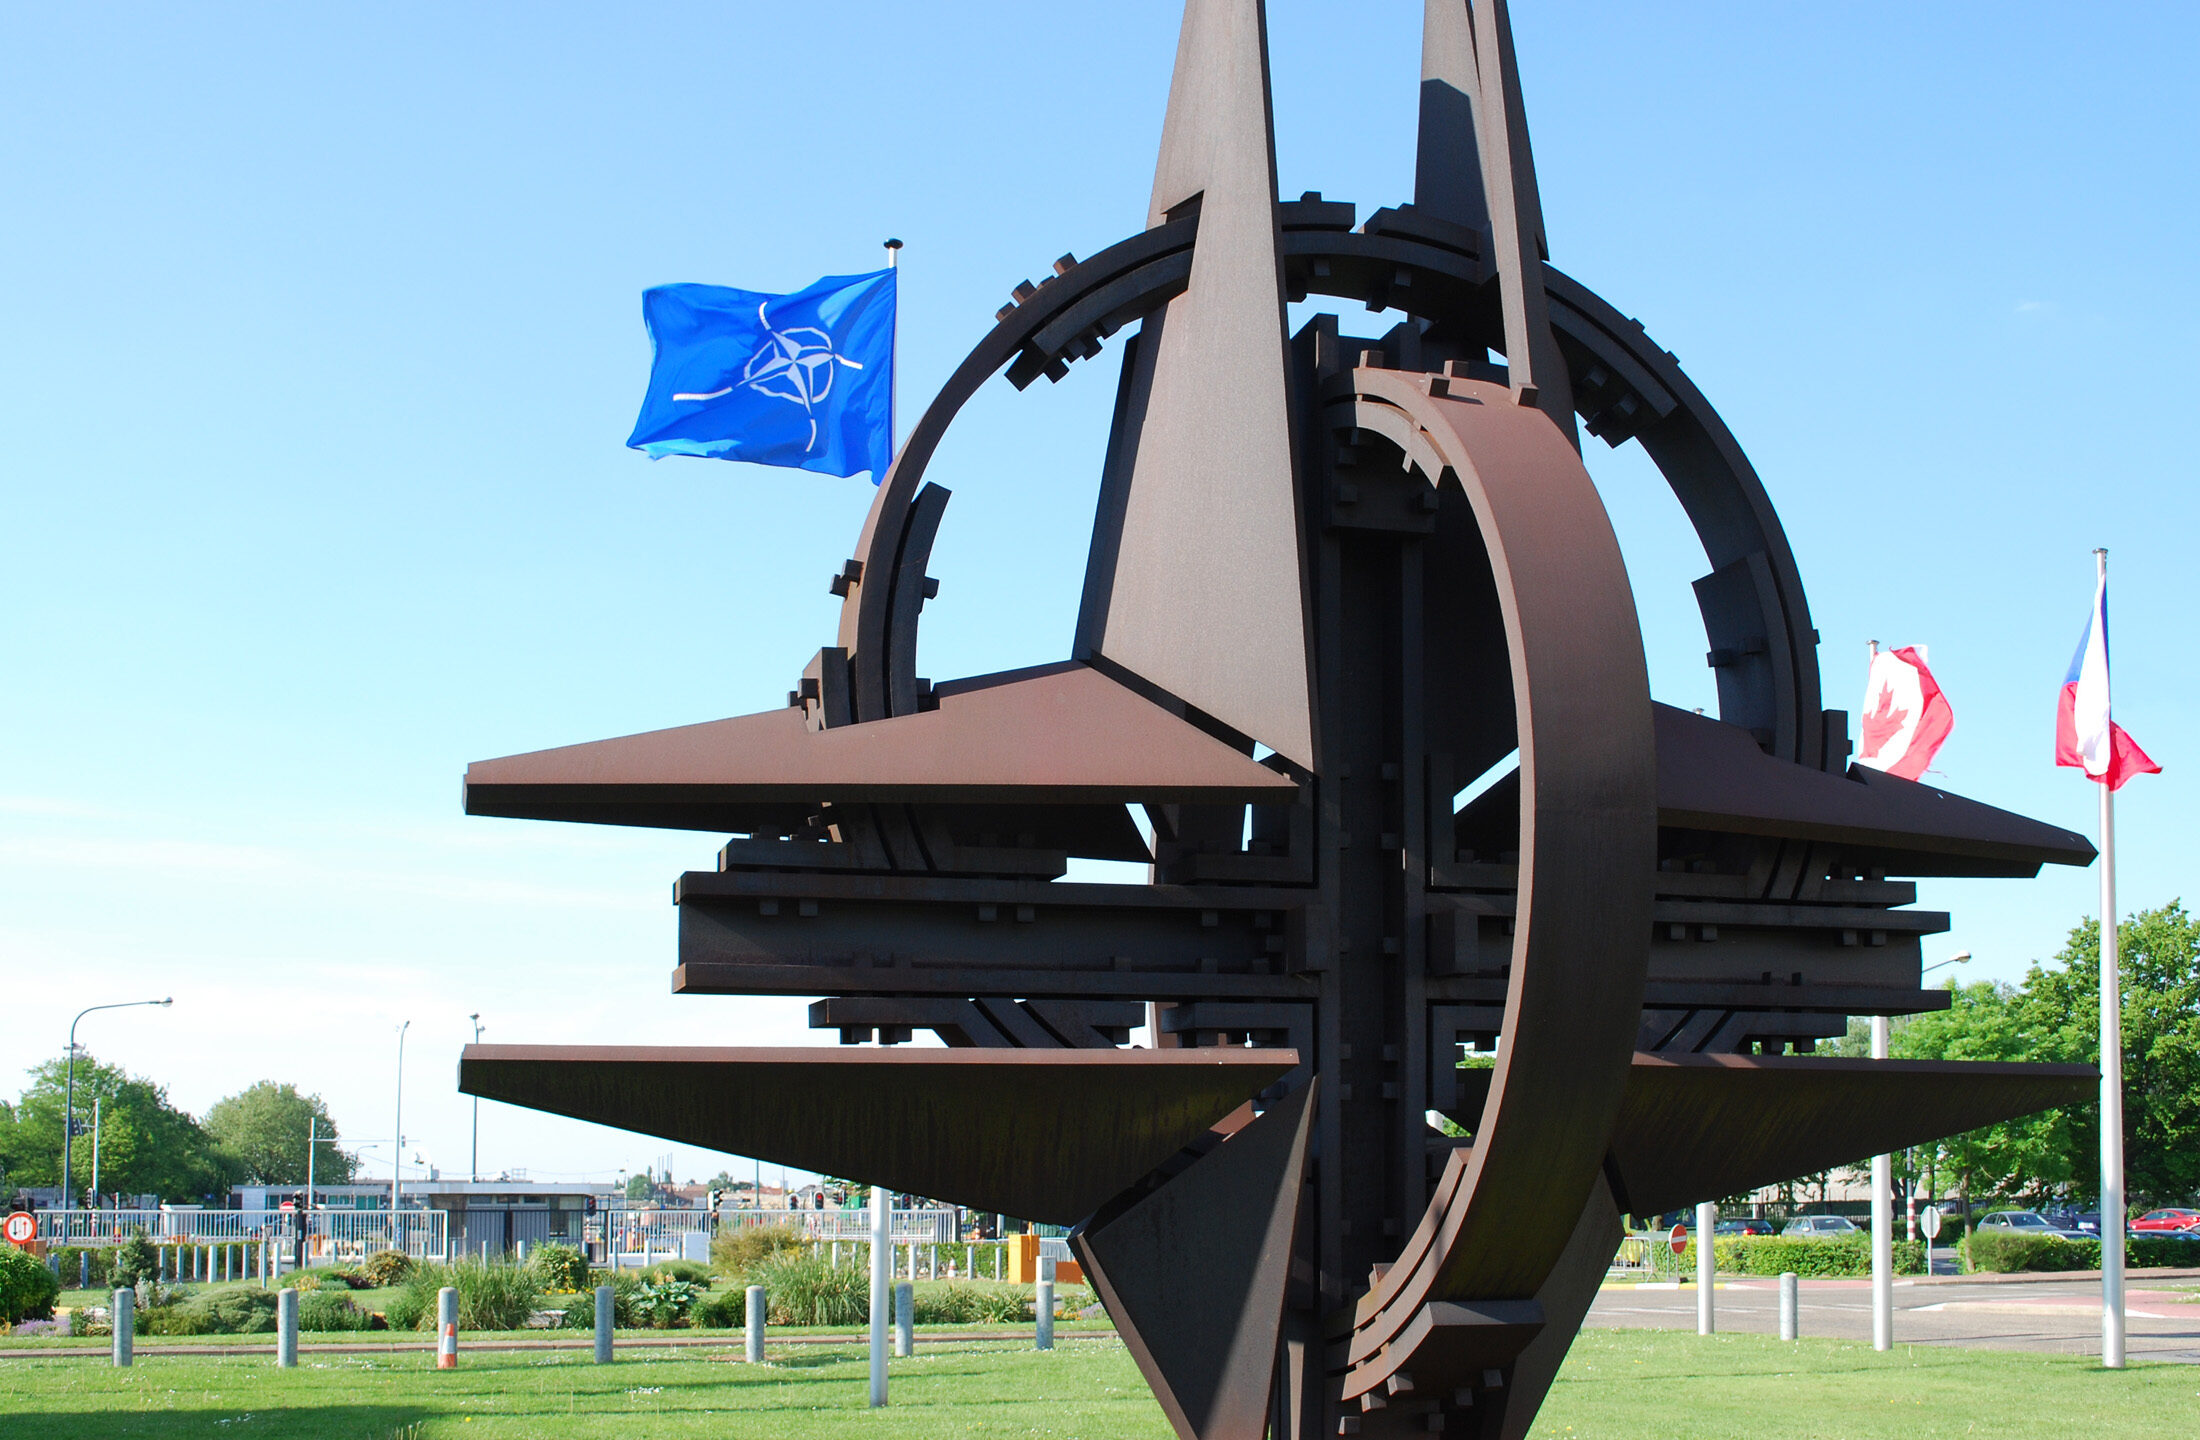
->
[2055, 573, 2160, 791]
[1856, 645, 1954, 781]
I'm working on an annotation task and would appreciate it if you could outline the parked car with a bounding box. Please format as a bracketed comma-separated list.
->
[2041, 1210, 2102, 1235]
[2130, 1208, 2200, 1234]
[1713, 1219, 1775, 1237]
[1975, 1210, 2092, 1241]
[1781, 1215, 1862, 1238]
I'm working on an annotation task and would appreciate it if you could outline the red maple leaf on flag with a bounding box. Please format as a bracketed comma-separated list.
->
[1859, 687, 1908, 760]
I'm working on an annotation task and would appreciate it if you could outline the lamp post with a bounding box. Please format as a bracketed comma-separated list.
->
[392, 1020, 411, 1215]
[1922, 949, 1972, 977]
[63, 999, 172, 1211]
[469, 1014, 484, 1182]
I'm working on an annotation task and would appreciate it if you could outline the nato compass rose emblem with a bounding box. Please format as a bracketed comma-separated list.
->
[672, 300, 864, 452]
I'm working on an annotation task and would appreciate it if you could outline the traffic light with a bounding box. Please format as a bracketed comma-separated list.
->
[707, 1188, 723, 1213]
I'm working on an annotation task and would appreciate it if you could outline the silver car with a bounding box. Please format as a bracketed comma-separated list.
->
[1975, 1210, 2092, 1241]
[1780, 1215, 1863, 1238]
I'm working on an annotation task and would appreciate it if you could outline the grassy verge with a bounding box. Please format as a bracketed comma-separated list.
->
[0, 1338, 1167, 1439]
[1528, 1329, 2197, 1438]
[3, 1325, 2190, 1437]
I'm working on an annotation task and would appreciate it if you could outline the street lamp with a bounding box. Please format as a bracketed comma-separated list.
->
[63, 998, 172, 1211]
[1923, 950, 1972, 977]
[392, 1020, 411, 1214]
[469, 1013, 484, 1182]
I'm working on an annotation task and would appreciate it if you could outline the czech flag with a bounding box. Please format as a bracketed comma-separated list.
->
[2055, 573, 2160, 790]
[1857, 645, 1954, 781]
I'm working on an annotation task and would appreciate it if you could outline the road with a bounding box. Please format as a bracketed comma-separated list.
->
[1588, 1271, 2200, 1362]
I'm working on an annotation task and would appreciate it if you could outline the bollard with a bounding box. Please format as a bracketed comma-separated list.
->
[894, 1281, 913, 1357]
[278, 1288, 299, 1367]
[80, 1251, 90, 1290]
[436, 1286, 458, 1369]
[1778, 1271, 1799, 1341]
[112, 1287, 134, 1367]
[745, 1285, 767, 1364]
[1035, 1278, 1055, 1350]
[593, 1285, 614, 1364]
[1695, 1201, 1716, 1336]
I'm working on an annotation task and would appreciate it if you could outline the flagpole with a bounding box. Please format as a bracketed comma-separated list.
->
[2096, 545, 2126, 1370]
[884, 238, 903, 451]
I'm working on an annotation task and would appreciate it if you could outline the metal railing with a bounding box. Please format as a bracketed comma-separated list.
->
[708, 1207, 959, 1244]
[23, 1209, 449, 1262]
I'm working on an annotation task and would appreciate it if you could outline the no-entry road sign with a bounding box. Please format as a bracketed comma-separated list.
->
[1669, 1222, 1689, 1255]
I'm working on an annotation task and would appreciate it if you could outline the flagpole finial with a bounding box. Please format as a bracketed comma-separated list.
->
[884, 238, 903, 268]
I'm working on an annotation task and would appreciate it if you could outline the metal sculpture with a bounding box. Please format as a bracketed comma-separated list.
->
[459, 4, 2097, 1435]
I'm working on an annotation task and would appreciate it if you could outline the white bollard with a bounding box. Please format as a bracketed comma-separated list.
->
[277, 1287, 298, 1367]
[1035, 1278, 1055, 1350]
[436, 1286, 458, 1369]
[112, 1287, 134, 1367]
[745, 1284, 767, 1364]
[1695, 1202, 1716, 1336]
[1778, 1271, 1799, 1341]
[894, 1281, 913, 1357]
[594, 1285, 614, 1364]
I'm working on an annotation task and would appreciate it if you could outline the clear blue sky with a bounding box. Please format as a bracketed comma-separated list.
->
[4, 2, 2192, 1190]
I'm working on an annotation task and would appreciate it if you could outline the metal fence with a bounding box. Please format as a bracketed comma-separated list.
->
[23, 1209, 449, 1262]
[708, 1208, 960, 1244]
[1608, 1233, 1655, 1276]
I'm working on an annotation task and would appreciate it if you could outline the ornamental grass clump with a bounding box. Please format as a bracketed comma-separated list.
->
[385, 1260, 542, 1332]
[752, 1250, 867, 1327]
[711, 1224, 807, 1281]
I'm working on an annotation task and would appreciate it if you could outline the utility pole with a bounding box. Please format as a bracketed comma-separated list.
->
[469, 1014, 484, 1182]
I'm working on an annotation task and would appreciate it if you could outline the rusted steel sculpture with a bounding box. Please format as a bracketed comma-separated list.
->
[460, 4, 2097, 1435]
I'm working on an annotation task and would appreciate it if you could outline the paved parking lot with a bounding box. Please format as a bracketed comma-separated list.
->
[1587, 1272, 2200, 1362]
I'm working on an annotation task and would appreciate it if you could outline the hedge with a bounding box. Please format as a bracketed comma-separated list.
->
[1650, 1235, 1926, 1277]
[1963, 1230, 2200, 1274]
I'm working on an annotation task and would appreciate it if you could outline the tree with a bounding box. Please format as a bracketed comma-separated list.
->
[0, 1053, 232, 1202]
[1889, 980, 2079, 1213]
[204, 1081, 354, 1185]
[2014, 902, 2200, 1208]
[625, 1172, 655, 1201]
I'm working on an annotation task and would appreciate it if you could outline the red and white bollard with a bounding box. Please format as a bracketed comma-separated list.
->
[436, 1286, 458, 1369]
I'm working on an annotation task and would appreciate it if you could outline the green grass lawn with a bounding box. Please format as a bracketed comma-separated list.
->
[1528, 1330, 2198, 1438]
[2, 1328, 2193, 1438]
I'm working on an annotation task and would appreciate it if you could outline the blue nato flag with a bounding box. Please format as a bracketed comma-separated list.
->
[626, 267, 896, 482]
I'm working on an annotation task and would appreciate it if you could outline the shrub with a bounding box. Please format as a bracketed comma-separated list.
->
[0, 1247, 61, 1325]
[694, 1287, 745, 1328]
[550, 1271, 637, 1330]
[972, 1285, 1034, 1323]
[751, 1251, 868, 1327]
[386, 1261, 542, 1332]
[141, 1288, 280, 1336]
[530, 1243, 590, 1293]
[642, 1258, 713, 1286]
[1708, 1236, 1927, 1278]
[630, 1277, 703, 1329]
[296, 1289, 376, 1332]
[362, 1250, 415, 1288]
[712, 1225, 808, 1280]
[111, 1232, 158, 1289]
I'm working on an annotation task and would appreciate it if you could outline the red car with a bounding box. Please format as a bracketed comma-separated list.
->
[2131, 1209, 2200, 1233]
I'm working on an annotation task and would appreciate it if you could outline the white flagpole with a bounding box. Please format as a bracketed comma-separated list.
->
[1863, 636, 1894, 1349]
[884, 238, 903, 451]
[2096, 545, 2126, 1369]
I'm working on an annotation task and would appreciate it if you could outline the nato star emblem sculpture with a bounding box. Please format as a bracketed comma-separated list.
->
[461, 4, 2096, 1436]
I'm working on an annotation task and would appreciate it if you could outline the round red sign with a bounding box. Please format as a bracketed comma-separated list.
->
[1668, 1222, 1688, 1256]
[3, 1212, 37, 1246]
